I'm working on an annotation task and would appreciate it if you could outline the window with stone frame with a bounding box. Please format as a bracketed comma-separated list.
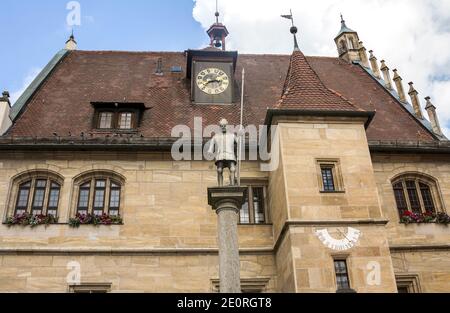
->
[316, 159, 345, 193]
[239, 181, 269, 225]
[395, 274, 421, 293]
[69, 283, 112, 293]
[392, 173, 444, 218]
[73, 171, 124, 217]
[7, 171, 63, 218]
[211, 278, 270, 293]
[334, 259, 351, 291]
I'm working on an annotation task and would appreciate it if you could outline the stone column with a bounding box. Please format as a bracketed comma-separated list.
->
[208, 186, 247, 293]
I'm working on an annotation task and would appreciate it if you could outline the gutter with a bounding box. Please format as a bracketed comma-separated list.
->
[264, 108, 376, 129]
[353, 61, 445, 141]
[369, 140, 450, 154]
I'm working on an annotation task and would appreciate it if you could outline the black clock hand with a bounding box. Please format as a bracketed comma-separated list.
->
[337, 229, 352, 242]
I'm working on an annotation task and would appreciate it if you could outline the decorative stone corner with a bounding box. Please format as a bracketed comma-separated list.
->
[208, 186, 248, 294]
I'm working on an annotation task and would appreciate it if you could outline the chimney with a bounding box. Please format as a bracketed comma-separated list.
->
[392, 69, 407, 103]
[65, 31, 77, 50]
[0, 91, 12, 135]
[369, 50, 382, 79]
[425, 97, 443, 136]
[358, 41, 370, 68]
[408, 82, 424, 119]
[380, 60, 393, 90]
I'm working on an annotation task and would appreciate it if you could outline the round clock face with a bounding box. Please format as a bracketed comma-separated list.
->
[196, 68, 230, 95]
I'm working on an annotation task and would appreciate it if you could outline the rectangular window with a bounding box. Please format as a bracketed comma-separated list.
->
[69, 283, 112, 294]
[334, 259, 351, 290]
[77, 183, 91, 215]
[240, 201, 250, 224]
[395, 274, 421, 293]
[98, 112, 113, 129]
[47, 183, 60, 216]
[253, 187, 266, 224]
[321, 167, 336, 192]
[239, 185, 268, 225]
[393, 182, 408, 211]
[93, 180, 106, 216]
[31, 180, 47, 215]
[109, 182, 121, 216]
[15, 182, 31, 215]
[406, 181, 421, 214]
[419, 183, 435, 213]
[317, 160, 344, 193]
[119, 112, 133, 129]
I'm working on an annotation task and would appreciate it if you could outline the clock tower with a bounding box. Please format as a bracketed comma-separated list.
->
[186, 6, 237, 105]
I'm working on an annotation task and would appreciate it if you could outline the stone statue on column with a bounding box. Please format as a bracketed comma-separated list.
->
[208, 119, 239, 187]
[207, 118, 247, 293]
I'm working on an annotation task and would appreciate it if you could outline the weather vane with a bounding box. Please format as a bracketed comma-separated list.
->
[281, 9, 295, 26]
[281, 9, 299, 50]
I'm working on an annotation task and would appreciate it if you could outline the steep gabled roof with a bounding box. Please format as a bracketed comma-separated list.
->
[276, 50, 364, 112]
[4, 49, 436, 142]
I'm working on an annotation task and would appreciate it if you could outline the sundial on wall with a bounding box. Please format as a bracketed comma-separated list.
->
[315, 227, 362, 251]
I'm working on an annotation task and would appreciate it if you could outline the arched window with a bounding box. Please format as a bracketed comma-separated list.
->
[392, 174, 444, 217]
[339, 40, 347, 53]
[348, 37, 356, 50]
[10, 172, 63, 217]
[73, 171, 124, 217]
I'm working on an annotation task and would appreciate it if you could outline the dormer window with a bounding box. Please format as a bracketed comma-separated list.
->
[92, 102, 145, 131]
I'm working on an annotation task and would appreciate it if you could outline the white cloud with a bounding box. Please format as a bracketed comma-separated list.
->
[193, 0, 450, 137]
[10, 68, 42, 105]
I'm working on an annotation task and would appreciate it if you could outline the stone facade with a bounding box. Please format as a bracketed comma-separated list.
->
[1, 117, 448, 293]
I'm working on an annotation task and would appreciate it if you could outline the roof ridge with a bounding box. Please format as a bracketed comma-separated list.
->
[72, 49, 341, 59]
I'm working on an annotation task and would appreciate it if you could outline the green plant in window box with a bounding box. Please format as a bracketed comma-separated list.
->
[436, 212, 450, 225]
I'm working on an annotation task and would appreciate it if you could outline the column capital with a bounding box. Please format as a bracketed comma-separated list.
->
[208, 186, 248, 213]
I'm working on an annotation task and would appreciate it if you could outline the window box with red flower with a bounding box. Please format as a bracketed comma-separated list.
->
[5, 212, 59, 228]
[400, 210, 450, 225]
[69, 213, 123, 228]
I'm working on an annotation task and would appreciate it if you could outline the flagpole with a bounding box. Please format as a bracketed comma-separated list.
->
[238, 68, 245, 187]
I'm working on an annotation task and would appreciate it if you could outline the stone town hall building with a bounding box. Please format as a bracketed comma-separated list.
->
[0, 13, 449, 293]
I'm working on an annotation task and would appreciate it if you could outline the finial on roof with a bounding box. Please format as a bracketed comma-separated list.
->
[65, 29, 77, 50]
[336, 13, 356, 38]
[0, 91, 11, 106]
[281, 9, 300, 51]
[215, 0, 220, 23]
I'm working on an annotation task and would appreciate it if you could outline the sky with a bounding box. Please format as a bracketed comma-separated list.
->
[0, 0, 449, 137]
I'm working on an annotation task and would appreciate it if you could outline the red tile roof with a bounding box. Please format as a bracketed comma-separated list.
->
[276, 50, 362, 112]
[6, 50, 436, 142]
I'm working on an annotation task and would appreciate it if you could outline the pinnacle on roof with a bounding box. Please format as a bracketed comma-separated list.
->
[336, 14, 357, 38]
